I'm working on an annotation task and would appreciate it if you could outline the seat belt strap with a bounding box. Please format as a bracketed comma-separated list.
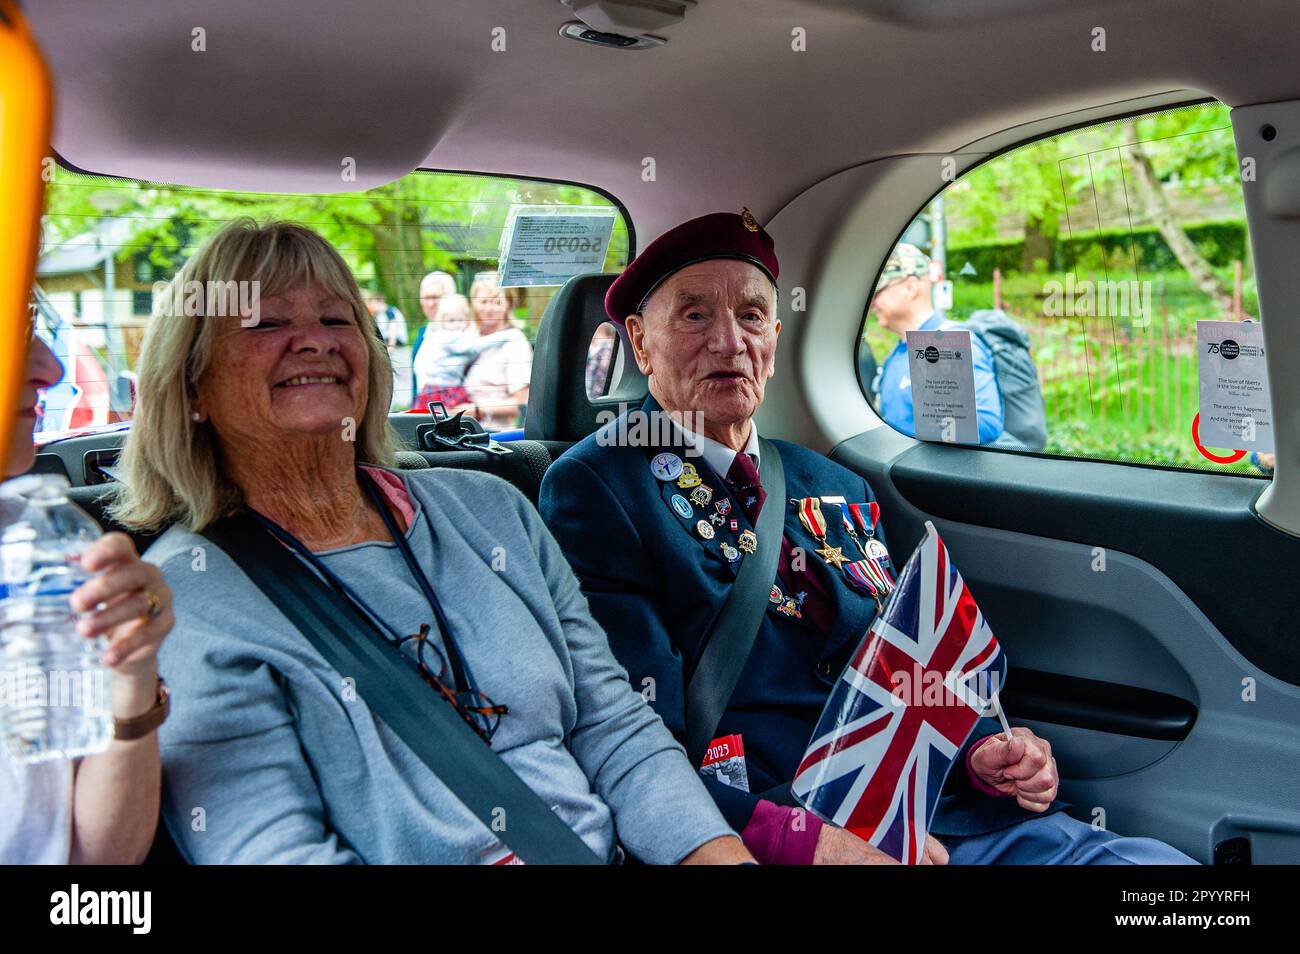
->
[684, 437, 786, 767]
[201, 514, 603, 865]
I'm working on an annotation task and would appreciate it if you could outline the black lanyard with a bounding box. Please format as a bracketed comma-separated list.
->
[248, 468, 476, 698]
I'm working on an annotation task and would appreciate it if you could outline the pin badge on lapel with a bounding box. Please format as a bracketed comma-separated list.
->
[779, 592, 806, 619]
[651, 452, 684, 481]
[677, 463, 703, 489]
[769, 583, 805, 619]
[671, 494, 693, 519]
[690, 484, 713, 507]
[696, 519, 716, 540]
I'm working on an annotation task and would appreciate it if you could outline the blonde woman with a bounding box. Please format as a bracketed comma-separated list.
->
[410, 293, 517, 413]
[112, 219, 749, 865]
[445, 275, 533, 430]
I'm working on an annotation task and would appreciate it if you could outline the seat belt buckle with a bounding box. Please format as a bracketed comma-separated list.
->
[416, 414, 512, 456]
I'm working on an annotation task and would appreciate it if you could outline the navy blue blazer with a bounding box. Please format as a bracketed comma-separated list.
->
[540, 399, 1046, 838]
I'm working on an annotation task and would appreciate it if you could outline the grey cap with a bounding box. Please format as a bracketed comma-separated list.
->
[876, 242, 931, 289]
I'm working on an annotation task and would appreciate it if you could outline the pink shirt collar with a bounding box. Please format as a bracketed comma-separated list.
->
[359, 464, 416, 527]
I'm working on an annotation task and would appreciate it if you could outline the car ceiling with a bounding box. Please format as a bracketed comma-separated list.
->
[28, 0, 1300, 244]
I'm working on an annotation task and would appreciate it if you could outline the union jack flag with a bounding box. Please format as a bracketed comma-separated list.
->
[792, 521, 1006, 863]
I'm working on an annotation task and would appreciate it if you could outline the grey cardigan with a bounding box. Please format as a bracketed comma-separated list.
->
[150, 467, 733, 864]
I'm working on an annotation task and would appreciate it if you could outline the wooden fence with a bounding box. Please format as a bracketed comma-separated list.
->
[990, 263, 1249, 435]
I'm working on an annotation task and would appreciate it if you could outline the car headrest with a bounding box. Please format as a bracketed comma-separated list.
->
[394, 450, 430, 470]
[524, 272, 648, 444]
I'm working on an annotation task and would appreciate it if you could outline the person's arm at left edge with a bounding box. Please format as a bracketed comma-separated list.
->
[970, 335, 1004, 445]
[519, 484, 752, 864]
[67, 533, 174, 864]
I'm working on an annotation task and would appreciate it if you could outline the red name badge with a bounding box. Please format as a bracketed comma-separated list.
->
[699, 733, 750, 792]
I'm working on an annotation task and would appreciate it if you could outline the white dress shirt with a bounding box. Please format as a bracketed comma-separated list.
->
[676, 419, 761, 480]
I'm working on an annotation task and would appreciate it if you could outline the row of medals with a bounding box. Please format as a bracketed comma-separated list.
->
[652, 453, 884, 620]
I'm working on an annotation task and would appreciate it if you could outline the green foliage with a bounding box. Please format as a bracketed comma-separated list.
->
[947, 219, 1251, 279]
[948, 267, 1258, 330]
[861, 266, 1265, 478]
[41, 166, 629, 339]
[873, 100, 1266, 477]
[1043, 419, 1257, 474]
[946, 101, 1238, 250]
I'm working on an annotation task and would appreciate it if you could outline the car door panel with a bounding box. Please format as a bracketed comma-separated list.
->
[830, 425, 1300, 862]
[881, 442, 1298, 685]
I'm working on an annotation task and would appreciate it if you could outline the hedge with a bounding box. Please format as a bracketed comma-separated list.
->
[947, 220, 1249, 277]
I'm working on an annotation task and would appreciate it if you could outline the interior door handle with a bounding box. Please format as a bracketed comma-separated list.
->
[1000, 667, 1196, 741]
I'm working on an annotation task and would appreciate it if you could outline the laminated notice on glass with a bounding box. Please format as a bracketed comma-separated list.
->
[1197, 320, 1273, 453]
[906, 328, 979, 444]
[497, 205, 616, 288]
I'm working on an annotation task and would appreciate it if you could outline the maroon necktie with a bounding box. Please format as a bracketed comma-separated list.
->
[725, 452, 766, 524]
[724, 452, 835, 633]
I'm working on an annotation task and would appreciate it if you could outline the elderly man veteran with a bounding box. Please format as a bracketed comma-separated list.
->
[539, 210, 1195, 865]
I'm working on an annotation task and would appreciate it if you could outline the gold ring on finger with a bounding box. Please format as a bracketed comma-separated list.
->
[142, 590, 163, 620]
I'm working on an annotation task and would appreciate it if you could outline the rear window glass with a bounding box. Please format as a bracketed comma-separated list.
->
[858, 100, 1270, 476]
[35, 167, 630, 438]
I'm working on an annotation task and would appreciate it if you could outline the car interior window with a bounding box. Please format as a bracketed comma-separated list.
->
[35, 166, 630, 437]
[584, 321, 620, 400]
[858, 100, 1268, 476]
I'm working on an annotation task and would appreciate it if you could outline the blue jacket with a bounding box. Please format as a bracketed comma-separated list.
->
[541, 398, 1045, 838]
[877, 314, 1004, 444]
[410, 323, 427, 404]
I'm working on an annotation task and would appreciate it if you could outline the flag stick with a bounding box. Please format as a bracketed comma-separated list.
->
[990, 692, 1014, 742]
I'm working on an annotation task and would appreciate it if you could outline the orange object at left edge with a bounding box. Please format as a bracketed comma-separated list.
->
[0, 0, 53, 471]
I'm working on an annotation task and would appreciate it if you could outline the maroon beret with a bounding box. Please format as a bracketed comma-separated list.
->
[604, 209, 779, 325]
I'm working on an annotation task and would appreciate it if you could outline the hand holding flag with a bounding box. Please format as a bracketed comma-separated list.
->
[968, 727, 1059, 813]
[792, 520, 1008, 864]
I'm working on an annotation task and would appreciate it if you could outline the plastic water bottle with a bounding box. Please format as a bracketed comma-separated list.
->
[0, 473, 112, 763]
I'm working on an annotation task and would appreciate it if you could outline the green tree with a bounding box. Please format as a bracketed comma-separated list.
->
[43, 168, 629, 338]
[945, 101, 1243, 303]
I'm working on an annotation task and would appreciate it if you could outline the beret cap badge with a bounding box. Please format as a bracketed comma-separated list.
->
[741, 207, 759, 232]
